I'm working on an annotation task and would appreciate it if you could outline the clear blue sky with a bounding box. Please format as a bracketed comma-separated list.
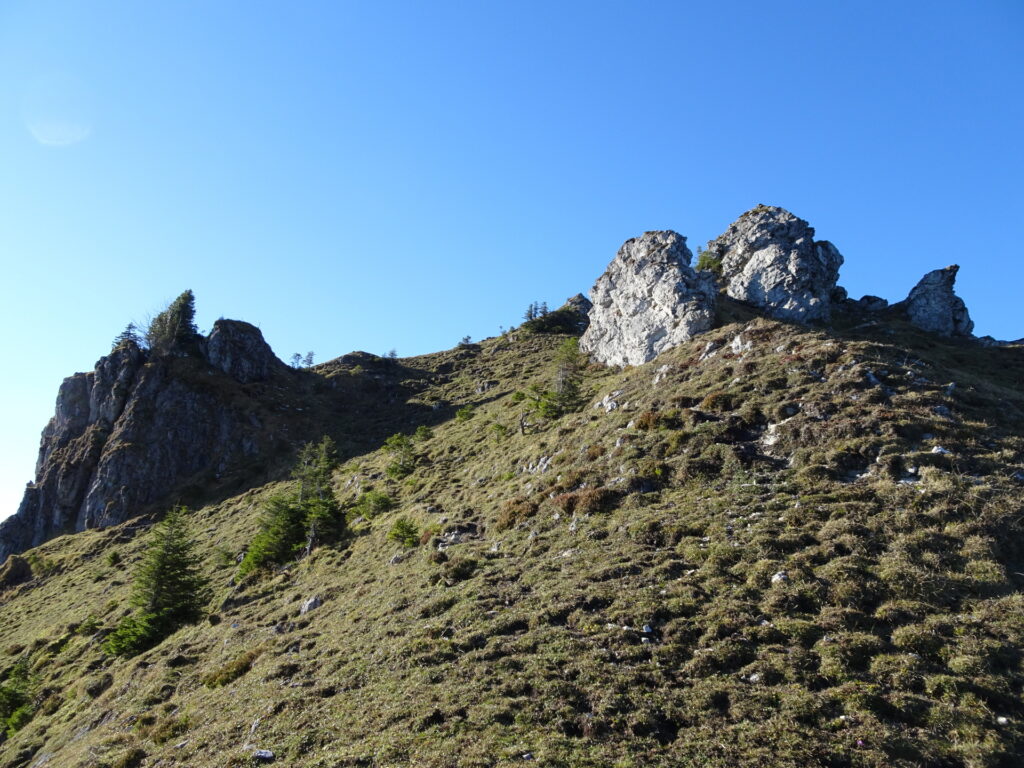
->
[1, 1, 1022, 521]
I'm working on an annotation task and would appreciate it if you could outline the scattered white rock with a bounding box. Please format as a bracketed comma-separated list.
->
[771, 571, 788, 585]
[730, 333, 753, 355]
[594, 391, 622, 412]
[699, 340, 722, 362]
[525, 456, 552, 474]
[253, 750, 275, 762]
[653, 364, 672, 385]
[299, 595, 322, 614]
[931, 446, 950, 455]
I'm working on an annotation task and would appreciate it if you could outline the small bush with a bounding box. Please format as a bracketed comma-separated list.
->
[456, 405, 474, 422]
[699, 391, 734, 412]
[414, 425, 433, 441]
[25, 552, 58, 578]
[695, 251, 723, 275]
[105, 550, 122, 567]
[103, 612, 163, 657]
[443, 557, 478, 583]
[388, 518, 420, 548]
[76, 615, 102, 636]
[202, 648, 263, 688]
[352, 491, 394, 519]
[384, 433, 416, 479]
[148, 715, 191, 745]
[0, 658, 36, 736]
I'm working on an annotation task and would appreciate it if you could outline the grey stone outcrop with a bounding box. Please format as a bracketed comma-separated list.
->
[902, 265, 974, 336]
[206, 319, 280, 383]
[0, 322, 287, 561]
[580, 230, 716, 367]
[706, 205, 843, 322]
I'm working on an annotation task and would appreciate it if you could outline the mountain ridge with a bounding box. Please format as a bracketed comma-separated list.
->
[1, 205, 1022, 767]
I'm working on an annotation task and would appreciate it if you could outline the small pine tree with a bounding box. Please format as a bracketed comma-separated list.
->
[238, 493, 306, 576]
[302, 351, 315, 367]
[0, 658, 34, 737]
[111, 322, 141, 351]
[290, 352, 303, 368]
[384, 432, 416, 479]
[351, 490, 394, 519]
[293, 436, 343, 553]
[516, 338, 586, 423]
[239, 437, 344, 575]
[388, 517, 420, 548]
[104, 507, 208, 656]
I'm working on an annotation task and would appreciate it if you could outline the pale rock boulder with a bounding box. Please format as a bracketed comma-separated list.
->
[580, 231, 717, 366]
[706, 205, 843, 322]
[902, 265, 974, 336]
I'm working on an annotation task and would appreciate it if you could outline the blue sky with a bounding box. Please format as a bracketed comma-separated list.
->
[1, 0, 1022, 521]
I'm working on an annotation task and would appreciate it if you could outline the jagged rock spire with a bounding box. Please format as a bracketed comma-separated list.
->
[903, 265, 974, 336]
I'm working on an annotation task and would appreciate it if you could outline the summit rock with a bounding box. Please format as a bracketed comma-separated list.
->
[705, 205, 843, 322]
[580, 230, 716, 366]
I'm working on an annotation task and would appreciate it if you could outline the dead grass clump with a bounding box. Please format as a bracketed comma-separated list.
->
[699, 391, 734, 412]
[552, 487, 619, 516]
[635, 410, 659, 430]
[496, 498, 539, 531]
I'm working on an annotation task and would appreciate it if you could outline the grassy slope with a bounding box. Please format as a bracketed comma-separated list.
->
[1, 305, 1022, 768]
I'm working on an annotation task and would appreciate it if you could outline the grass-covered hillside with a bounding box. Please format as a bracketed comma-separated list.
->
[1, 303, 1022, 768]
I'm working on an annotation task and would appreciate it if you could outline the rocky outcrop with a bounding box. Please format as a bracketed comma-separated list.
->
[706, 205, 843, 322]
[206, 320, 280, 383]
[0, 323, 287, 562]
[564, 293, 592, 317]
[901, 265, 974, 336]
[580, 230, 716, 366]
[521, 295, 593, 334]
[0, 554, 32, 590]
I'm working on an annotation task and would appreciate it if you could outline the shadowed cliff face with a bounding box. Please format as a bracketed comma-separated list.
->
[0, 320, 284, 560]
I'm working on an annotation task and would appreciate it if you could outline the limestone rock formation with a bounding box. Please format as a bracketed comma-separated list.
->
[580, 230, 716, 366]
[564, 293, 593, 316]
[205, 319, 280, 383]
[705, 205, 843, 322]
[0, 324, 287, 561]
[901, 265, 974, 336]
